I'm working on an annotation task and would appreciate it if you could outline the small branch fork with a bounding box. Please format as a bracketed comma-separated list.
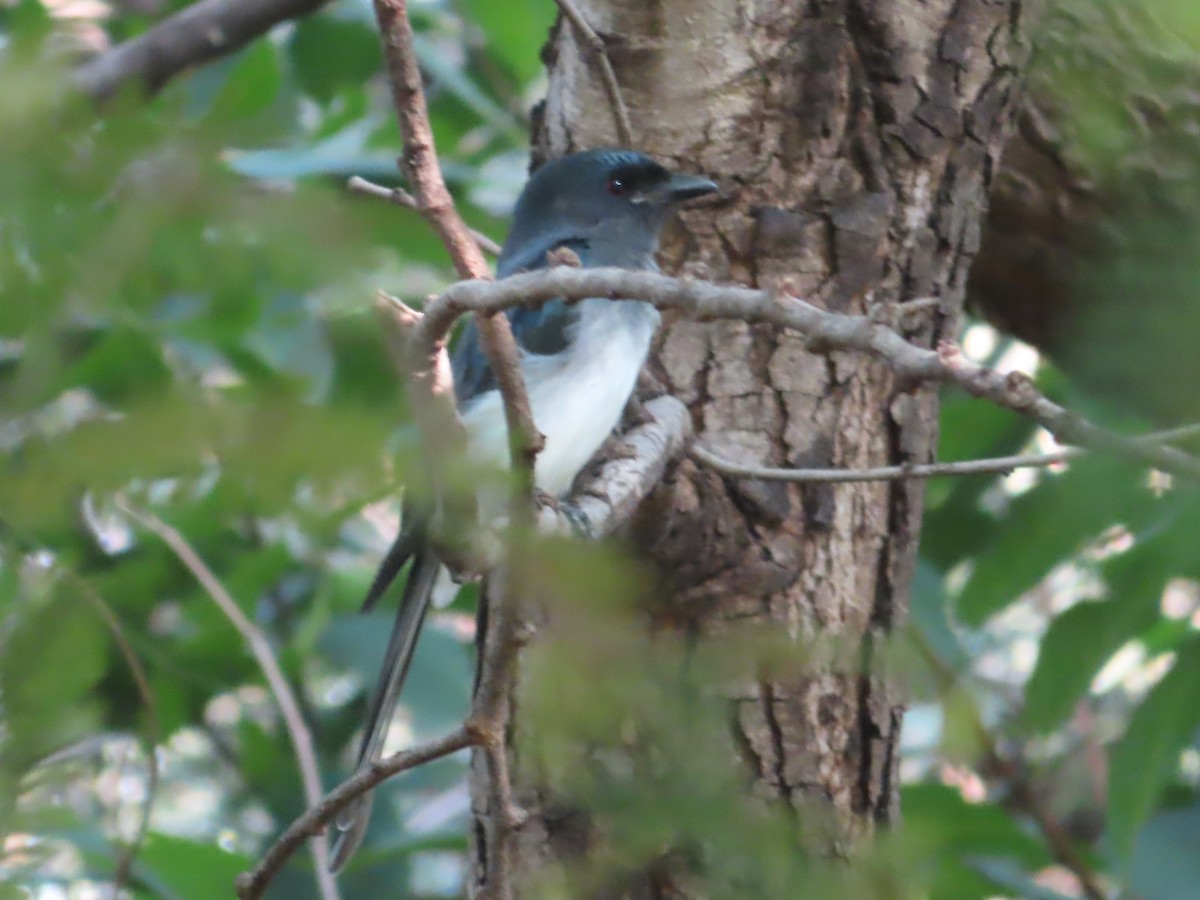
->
[347, 176, 503, 256]
[230, 393, 690, 898]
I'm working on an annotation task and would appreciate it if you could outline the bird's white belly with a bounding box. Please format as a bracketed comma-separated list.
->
[459, 299, 658, 498]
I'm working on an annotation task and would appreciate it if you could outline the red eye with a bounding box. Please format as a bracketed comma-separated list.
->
[606, 177, 626, 196]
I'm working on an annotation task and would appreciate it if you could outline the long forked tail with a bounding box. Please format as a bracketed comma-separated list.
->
[329, 534, 441, 872]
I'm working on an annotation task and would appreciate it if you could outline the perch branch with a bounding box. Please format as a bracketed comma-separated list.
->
[539, 394, 693, 538]
[405, 266, 1200, 482]
[120, 501, 340, 900]
[73, 0, 331, 100]
[553, 0, 634, 146]
[347, 176, 503, 256]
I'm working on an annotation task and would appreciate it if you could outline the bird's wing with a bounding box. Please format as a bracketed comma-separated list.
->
[451, 236, 590, 405]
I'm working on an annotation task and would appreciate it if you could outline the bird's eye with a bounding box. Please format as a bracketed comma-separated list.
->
[606, 177, 627, 196]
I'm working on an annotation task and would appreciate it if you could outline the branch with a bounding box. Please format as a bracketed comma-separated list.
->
[691, 424, 1200, 483]
[120, 501, 341, 900]
[0, 514, 162, 891]
[78, 582, 162, 893]
[407, 266, 1200, 482]
[910, 630, 1109, 900]
[371, 0, 542, 480]
[539, 395, 693, 538]
[72, 0, 331, 101]
[347, 176, 503, 256]
[232, 393, 689, 895]
[235, 727, 472, 899]
[553, 0, 634, 147]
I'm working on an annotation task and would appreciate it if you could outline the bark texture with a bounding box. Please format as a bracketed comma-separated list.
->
[472, 0, 1022, 894]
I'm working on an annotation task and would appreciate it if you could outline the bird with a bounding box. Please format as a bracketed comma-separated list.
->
[330, 148, 717, 870]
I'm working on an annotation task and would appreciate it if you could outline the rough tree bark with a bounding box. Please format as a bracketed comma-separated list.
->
[470, 0, 1022, 895]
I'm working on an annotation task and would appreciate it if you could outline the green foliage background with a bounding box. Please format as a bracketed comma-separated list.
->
[1, 0, 1198, 897]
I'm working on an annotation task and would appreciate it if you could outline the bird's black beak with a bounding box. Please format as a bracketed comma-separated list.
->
[662, 172, 718, 203]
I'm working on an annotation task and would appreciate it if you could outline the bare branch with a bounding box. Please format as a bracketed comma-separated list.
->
[0, 514, 163, 891]
[120, 501, 341, 900]
[553, 0, 635, 147]
[235, 727, 473, 900]
[347, 176, 503, 256]
[910, 630, 1109, 900]
[371, 0, 542, 480]
[539, 395, 693, 538]
[691, 423, 1200, 483]
[405, 266, 1200, 482]
[367, 7, 547, 895]
[72, 0, 330, 101]
[77, 581, 162, 893]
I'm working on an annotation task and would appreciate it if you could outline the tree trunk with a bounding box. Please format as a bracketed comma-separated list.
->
[471, 1, 1022, 894]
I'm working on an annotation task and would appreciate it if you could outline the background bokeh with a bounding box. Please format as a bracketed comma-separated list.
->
[2, 0, 1199, 897]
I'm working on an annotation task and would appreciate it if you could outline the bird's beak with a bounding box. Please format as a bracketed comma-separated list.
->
[661, 172, 718, 203]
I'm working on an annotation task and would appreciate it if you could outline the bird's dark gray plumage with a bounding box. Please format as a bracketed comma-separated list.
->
[330, 149, 716, 871]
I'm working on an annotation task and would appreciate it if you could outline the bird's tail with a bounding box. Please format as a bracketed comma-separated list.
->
[329, 525, 440, 872]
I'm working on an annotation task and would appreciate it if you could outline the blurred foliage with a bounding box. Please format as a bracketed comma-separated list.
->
[0, 1, 1199, 899]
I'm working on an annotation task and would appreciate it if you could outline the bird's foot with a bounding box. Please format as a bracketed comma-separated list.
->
[537, 492, 594, 540]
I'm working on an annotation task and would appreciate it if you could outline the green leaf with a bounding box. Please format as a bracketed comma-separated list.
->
[289, 14, 382, 103]
[132, 832, 251, 900]
[460, 0, 557, 86]
[1020, 595, 1158, 734]
[0, 585, 109, 768]
[1129, 801, 1200, 900]
[59, 325, 171, 402]
[956, 455, 1161, 626]
[207, 40, 285, 121]
[225, 117, 398, 181]
[1108, 637, 1200, 863]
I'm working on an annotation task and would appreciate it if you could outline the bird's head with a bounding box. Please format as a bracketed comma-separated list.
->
[501, 149, 717, 271]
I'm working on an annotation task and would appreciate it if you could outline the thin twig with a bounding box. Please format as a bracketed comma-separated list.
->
[691, 423, 1200, 483]
[909, 629, 1108, 900]
[73, 0, 331, 100]
[235, 393, 690, 896]
[78, 582, 162, 894]
[371, 0, 543, 479]
[347, 176, 503, 256]
[235, 727, 473, 899]
[553, 0, 635, 146]
[119, 501, 341, 900]
[0, 514, 163, 891]
[367, 6, 543, 897]
[403, 266, 1200, 483]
